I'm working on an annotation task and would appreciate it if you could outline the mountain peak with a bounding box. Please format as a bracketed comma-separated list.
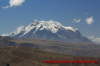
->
[3, 20, 91, 43]
[30, 20, 63, 33]
[29, 20, 77, 33]
[12, 20, 77, 35]
[32, 20, 63, 26]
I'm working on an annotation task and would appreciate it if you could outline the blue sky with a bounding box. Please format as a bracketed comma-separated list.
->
[0, 0, 100, 39]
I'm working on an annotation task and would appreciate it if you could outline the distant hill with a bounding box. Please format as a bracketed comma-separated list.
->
[0, 36, 99, 57]
[11, 39, 100, 57]
[0, 36, 100, 66]
[0, 36, 11, 47]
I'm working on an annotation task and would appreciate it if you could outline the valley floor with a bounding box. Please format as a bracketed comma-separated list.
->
[0, 46, 100, 66]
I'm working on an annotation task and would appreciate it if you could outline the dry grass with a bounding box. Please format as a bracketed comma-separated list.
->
[0, 46, 100, 66]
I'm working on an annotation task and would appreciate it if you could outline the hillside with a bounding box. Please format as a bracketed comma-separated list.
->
[0, 36, 100, 66]
[11, 39, 100, 57]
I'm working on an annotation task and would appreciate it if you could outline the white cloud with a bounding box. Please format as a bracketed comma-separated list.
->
[1, 33, 9, 36]
[88, 36, 100, 44]
[86, 16, 94, 24]
[73, 18, 81, 23]
[2, 5, 10, 9]
[93, 38, 100, 44]
[2, 0, 25, 8]
[10, 0, 25, 7]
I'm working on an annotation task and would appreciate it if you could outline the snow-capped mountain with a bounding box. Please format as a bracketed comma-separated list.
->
[7, 20, 91, 43]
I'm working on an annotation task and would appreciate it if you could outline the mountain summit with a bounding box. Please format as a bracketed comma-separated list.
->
[8, 20, 91, 43]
